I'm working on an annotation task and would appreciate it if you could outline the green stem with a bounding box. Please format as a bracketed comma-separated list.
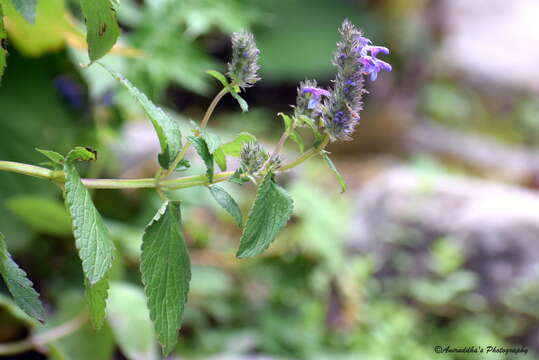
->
[0, 136, 329, 191]
[164, 87, 229, 177]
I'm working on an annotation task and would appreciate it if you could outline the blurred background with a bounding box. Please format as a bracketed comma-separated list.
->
[1, 0, 539, 359]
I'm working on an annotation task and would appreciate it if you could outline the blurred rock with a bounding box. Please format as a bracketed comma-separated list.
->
[443, 0, 539, 92]
[349, 167, 539, 303]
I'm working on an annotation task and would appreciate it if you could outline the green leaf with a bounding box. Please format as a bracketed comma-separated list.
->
[141, 201, 191, 356]
[201, 130, 222, 154]
[0, 233, 45, 321]
[208, 185, 243, 227]
[102, 66, 182, 170]
[229, 90, 248, 112]
[35, 148, 64, 165]
[188, 136, 214, 183]
[206, 70, 229, 88]
[85, 274, 109, 329]
[214, 148, 227, 171]
[236, 173, 293, 258]
[107, 282, 158, 360]
[6, 195, 72, 236]
[299, 115, 322, 144]
[218, 132, 257, 157]
[0, 5, 7, 84]
[64, 149, 115, 284]
[66, 146, 97, 162]
[321, 152, 347, 193]
[229, 168, 249, 185]
[289, 130, 304, 153]
[79, 0, 121, 62]
[279, 112, 293, 131]
[11, 0, 36, 23]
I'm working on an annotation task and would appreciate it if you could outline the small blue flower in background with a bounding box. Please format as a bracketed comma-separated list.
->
[53, 75, 85, 109]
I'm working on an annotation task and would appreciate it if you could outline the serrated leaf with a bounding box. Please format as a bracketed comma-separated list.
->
[289, 130, 304, 153]
[35, 148, 64, 165]
[80, 0, 121, 62]
[141, 201, 191, 356]
[321, 152, 347, 193]
[230, 90, 248, 112]
[0, 233, 45, 321]
[188, 136, 214, 183]
[236, 173, 293, 258]
[0, 5, 7, 84]
[64, 150, 115, 284]
[206, 70, 229, 88]
[102, 66, 182, 170]
[85, 274, 109, 329]
[11, 0, 36, 23]
[209, 185, 242, 227]
[201, 130, 222, 154]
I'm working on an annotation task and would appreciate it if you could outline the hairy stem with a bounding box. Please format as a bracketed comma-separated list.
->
[164, 87, 229, 177]
[0, 136, 329, 191]
[0, 311, 88, 356]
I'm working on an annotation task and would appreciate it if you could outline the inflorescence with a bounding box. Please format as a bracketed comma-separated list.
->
[227, 30, 261, 89]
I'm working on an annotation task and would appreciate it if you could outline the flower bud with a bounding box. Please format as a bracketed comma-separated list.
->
[227, 30, 261, 89]
[294, 79, 330, 119]
[240, 141, 268, 175]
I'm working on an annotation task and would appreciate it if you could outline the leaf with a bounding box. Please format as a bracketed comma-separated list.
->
[140, 201, 191, 355]
[6, 195, 72, 236]
[230, 90, 248, 112]
[188, 136, 214, 183]
[209, 185, 243, 227]
[107, 282, 158, 360]
[321, 152, 347, 193]
[66, 146, 97, 162]
[0, 0, 67, 56]
[214, 148, 227, 171]
[206, 70, 229, 88]
[79, 0, 121, 62]
[102, 67, 183, 170]
[0, 233, 45, 321]
[278, 112, 293, 131]
[0, 5, 6, 84]
[218, 132, 257, 157]
[289, 130, 304, 153]
[201, 130, 222, 154]
[85, 274, 109, 329]
[35, 148, 64, 165]
[11, 0, 37, 23]
[63, 148, 115, 284]
[299, 115, 322, 144]
[229, 168, 249, 185]
[236, 173, 293, 258]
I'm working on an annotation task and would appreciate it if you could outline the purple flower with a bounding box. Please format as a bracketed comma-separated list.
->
[302, 87, 330, 109]
[294, 79, 329, 119]
[359, 45, 392, 81]
[227, 30, 261, 89]
[321, 20, 391, 141]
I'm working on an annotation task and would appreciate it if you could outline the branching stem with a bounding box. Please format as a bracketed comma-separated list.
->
[0, 137, 329, 191]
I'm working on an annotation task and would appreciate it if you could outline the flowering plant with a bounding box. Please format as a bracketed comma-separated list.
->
[0, 4, 390, 354]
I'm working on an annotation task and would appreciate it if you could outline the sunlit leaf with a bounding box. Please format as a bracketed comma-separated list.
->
[141, 201, 191, 355]
[79, 0, 121, 62]
[237, 172, 293, 258]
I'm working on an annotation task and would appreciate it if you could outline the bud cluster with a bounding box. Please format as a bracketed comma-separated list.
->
[240, 141, 268, 175]
[294, 79, 330, 120]
[227, 30, 261, 89]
